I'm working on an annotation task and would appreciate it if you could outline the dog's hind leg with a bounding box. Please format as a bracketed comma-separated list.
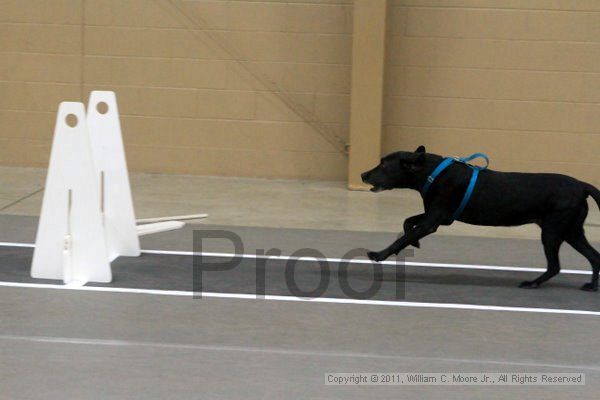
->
[567, 234, 600, 292]
[519, 223, 564, 289]
[564, 201, 599, 291]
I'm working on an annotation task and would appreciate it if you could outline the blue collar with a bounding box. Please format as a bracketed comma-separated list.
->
[421, 153, 489, 221]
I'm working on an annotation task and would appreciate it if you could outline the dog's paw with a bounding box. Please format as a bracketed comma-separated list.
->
[580, 282, 598, 292]
[518, 280, 540, 289]
[367, 251, 386, 263]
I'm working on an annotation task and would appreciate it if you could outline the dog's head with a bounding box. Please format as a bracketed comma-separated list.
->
[361, 146, 427, 192]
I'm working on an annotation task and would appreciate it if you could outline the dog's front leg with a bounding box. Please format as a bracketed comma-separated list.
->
[403, 213, 426, 248]
[368, 216, 442, 262]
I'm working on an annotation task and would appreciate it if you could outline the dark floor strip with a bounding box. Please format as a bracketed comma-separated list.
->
[1, 247, 599, 311]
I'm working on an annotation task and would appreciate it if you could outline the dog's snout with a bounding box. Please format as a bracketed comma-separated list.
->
[361, 171, 369, 182]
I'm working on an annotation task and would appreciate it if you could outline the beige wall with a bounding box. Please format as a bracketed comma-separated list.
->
[384, 0, 600, 185]
[1, 0, 600, 185]
[0, 0, 352, 180]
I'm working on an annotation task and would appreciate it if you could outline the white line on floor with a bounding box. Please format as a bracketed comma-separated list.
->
[2, 334, 599, 371]
[0, 281, 599, 317]
[149, 249, 592, 275]
[0, 241, 591, 275]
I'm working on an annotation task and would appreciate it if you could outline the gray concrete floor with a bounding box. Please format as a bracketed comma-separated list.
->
[2, 217, 600, 399]
[2, 167, 600, 399]
[2, 287, 599, 400]
[2, 166, 600, 240]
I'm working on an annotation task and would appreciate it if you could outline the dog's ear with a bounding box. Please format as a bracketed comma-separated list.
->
[415, 145, 426, 154]
[413, 151, 425, 167]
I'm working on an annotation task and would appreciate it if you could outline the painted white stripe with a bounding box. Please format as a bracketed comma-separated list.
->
[0, 241, 590, 275]
[156, 250, 591, 275]
[2, 334, 598, 371]
[1, 281, 599, 317]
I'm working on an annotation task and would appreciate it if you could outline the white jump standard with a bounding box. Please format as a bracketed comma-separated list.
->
[31, 91, 207, 285]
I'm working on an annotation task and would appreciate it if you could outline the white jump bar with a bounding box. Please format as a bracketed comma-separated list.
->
[136, 214, 208, 224]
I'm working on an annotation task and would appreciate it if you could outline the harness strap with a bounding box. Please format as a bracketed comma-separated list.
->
[421, 153, 489, 221]
[421, 157, 455, 196]
[453, 168, 479, 220]
[459, 152, 489, 170]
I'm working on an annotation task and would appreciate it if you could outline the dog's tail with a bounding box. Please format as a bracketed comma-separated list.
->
[585, 183, 600, 210]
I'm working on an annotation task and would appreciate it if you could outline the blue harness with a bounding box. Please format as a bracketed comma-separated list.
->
[421, 153, 489, 221]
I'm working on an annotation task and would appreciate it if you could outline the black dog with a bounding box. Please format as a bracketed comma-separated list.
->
[361, 146, 600, 291]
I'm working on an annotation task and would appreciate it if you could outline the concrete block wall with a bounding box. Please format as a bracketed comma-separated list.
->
[0, 0, 352, 180]
[1, 0, 599, 185]
[384, 0, 600, 185]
